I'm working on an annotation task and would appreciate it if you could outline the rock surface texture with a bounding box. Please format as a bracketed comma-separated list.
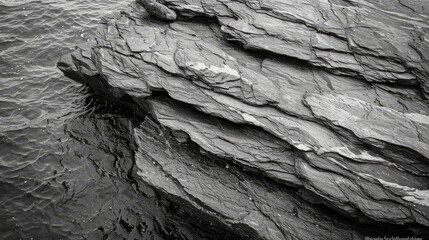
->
[58, 0, 429, 239]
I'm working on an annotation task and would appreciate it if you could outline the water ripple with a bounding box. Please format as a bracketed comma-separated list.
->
[0, 0, 168, 239]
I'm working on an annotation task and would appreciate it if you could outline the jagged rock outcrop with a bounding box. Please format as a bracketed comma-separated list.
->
[159, 0, 429, 97]
[134, 117, 365, 240]
[58, 0, 429, 238]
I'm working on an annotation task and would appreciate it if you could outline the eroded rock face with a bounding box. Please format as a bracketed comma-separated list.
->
[134, 117, 365, 240]
[160, 0, 429, 97]
[58, 0, 429, 238]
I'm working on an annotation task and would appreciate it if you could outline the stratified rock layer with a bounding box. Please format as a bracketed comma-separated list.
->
[58, 0, 429, 239]
[161, 0, 429, 97]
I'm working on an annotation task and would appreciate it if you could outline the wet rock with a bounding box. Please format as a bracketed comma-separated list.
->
[58, 0, 429, 238]
[146, 96, 301, 186]
[134, 118, 364, 240]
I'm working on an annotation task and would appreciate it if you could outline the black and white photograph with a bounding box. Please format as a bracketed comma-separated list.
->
[1, 0, 428, 239]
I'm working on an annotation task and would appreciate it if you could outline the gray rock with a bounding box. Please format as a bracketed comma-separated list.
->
[137, 0, 177, 21]
[160, 0, 429, 97]
[57, 0, 429, 238]
[133, 117, 365, 240]
[146, 96, 301, 186]
[304, 92, 429, 161]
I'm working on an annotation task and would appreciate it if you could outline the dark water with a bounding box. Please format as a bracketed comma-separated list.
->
[0, 1, 184, 239]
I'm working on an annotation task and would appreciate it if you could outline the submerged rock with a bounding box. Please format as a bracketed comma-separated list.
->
[58, 0, 429, 238]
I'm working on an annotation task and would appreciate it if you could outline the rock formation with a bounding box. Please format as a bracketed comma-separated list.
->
[58, 0, 429, 238]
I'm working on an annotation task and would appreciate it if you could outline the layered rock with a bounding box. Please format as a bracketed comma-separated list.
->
[58, 0, 429, 238]
[160, 0, 429, 97]
[134, 117, 365, 240]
